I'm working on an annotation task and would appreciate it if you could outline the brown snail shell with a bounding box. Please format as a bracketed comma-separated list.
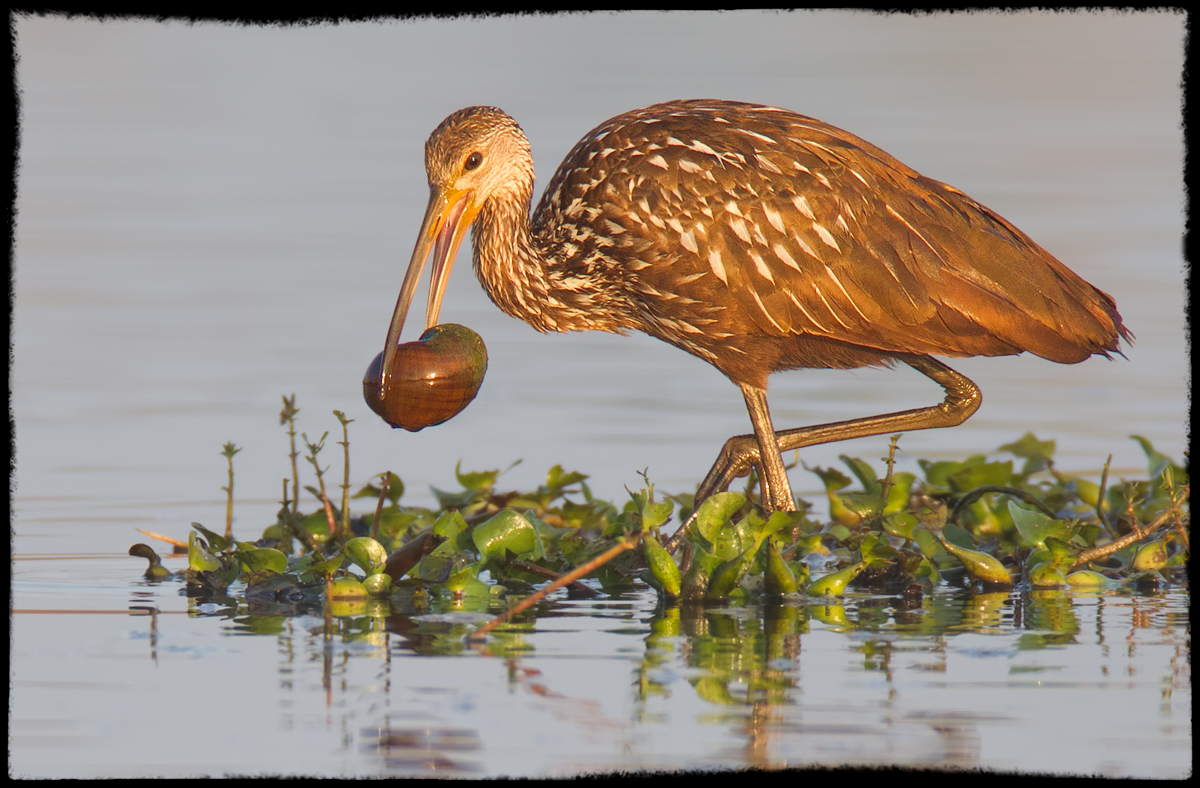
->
[364, 323, 487, 431]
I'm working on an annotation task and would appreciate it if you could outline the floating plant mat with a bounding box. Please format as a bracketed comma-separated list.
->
[104, 396, 1191, 776]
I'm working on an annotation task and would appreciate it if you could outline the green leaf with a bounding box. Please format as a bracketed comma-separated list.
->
[947, 461, 1014, 493]
[998, 432, 1056, 476]
[881, 512, 917, 540]
[344, 537, 388, 575]
[237, 547, 288, 575]
[882, 472, 917, 515]
[691, 492, 746, 544]
[1008, 500, 1070, 548]
[472, 509, 537, 563]
[545, 464, 588, 495]
[188, 531, 222, 572]
[919, 456, 986, 490]
[301, 552, 345, 580]
[353, 472, 404, 505]
[912, 527, 945, 561]
[431, 509, 471, 551]
[191, 522, 231, 553]
[806, 465, 853, 492]
[455, 460, 499, 492]
[839, 455, 881, 494]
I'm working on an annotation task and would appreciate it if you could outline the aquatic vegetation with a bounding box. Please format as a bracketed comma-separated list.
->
[129, 397, 1188, 638]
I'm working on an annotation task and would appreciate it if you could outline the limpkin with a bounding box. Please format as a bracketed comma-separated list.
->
[379, 99, 1130, 542]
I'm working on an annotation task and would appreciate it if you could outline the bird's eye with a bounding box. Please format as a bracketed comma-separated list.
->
[465, 152, 483, 171]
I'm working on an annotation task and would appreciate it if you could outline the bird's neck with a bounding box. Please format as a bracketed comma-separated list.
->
[470, 192, 633, 334]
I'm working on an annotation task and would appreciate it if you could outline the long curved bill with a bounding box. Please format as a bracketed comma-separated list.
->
[380, 184, 479, 389]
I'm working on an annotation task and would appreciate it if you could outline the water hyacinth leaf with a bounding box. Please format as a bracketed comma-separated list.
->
[344, 536, 388, 575]
[806, 560, 868, 597]
[191, 522, 231, 553]
[545, 464, 587, 495]
[473, 509, 537, 563]
[431, 486, 484, 511]
[882, 472, 916, 515]
[443, 560, 482, 595]
[129, 543, 171, 579]
[643, 534, 681, 598]
[793, 533, 830, 558]
[455, 460, 500, 492]
[823, 524, 850, 544]
[1028, 563, 1068, 589]
[1132, 540, 1169, 571]
[860, 532, 898, 562]
[1065, 570, 1111, 588]
[912, 527, 944, 560]
[937, 535, 1013, 586]
[833, 491, 881, 524]
[362, 573, 393, 597]
[237, 547, 288, 575]
[707, 540, 764, 598]
[914, 557, 941, 587]
[641, 498, 675, 532]
[1130, 435, 1173, 480]
[302, 552, 345, 580]
[942, 520, 975, 552]
[919, 455, 986, 490]
[1042, 536, 1082, 568]
[807, 464, 853, 492]
[839, 455, 881, 494]
[301, 510, 332, 541]
[946, 461, 1014, 493]
[354, 472, 404, 505]
[882, 512, 917, 540]
[1008, 501, 1070, 548]
[188, 531, 222, 573]
[432, 509, 471, 550]
[764, 538, 799, 596]
[681, 548, 723, 601]
[998, 432, 1056, 476]
[691, 492, 746, 544]
[328, 576, 367, 600]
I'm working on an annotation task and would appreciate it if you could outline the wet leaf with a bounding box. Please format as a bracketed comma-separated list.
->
[344, 536, 388, 575]
[937, 535, 1013, 586]
[473, 509, 537, 563]
[237, 547, 288, 575]
[643, 535, 681, 598]
[362, 573, 393, 597]
[691, 492, 746, 544]
[806, 560, 868, 597]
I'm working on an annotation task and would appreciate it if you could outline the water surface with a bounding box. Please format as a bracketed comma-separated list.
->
[11, 10, 1189, 777]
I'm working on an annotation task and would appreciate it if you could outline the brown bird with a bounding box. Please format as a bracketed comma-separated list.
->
[381, 99, 1130, 539]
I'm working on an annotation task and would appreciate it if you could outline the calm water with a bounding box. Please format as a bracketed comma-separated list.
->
[12, 11, 1189, 777]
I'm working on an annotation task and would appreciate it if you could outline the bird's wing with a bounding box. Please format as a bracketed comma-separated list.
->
[538, 101, 1126, 364]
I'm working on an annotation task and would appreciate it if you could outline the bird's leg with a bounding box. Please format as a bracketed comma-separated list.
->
[739, 383, 797, 513]
[664, 356, 980, 552]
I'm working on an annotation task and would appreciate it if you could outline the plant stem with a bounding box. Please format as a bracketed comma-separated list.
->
[468, 533, 640, 641]
[334, 411, 354, 541]
[220, 442, 241, 541]
[280, 394, 301, 518]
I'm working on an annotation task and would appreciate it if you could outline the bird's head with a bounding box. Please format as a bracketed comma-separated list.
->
[379, 106, 532, 388]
